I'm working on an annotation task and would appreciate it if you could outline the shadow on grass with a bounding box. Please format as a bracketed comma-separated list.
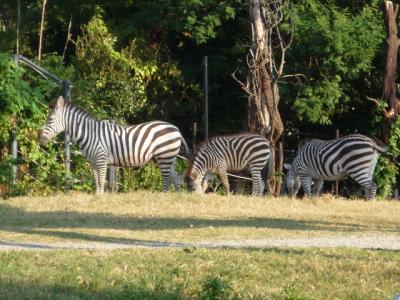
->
[0, 231, 193, 249]
[0, 203, 397, 245]
[0, 203, 378, 232]
[0, 279, 193, 300]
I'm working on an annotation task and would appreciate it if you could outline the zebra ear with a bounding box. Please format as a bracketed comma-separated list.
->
[283, 163, 292, 170]
[56, 96, 65, 108]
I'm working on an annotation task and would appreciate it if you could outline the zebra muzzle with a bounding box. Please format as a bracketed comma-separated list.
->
[38, 131, 49, 145]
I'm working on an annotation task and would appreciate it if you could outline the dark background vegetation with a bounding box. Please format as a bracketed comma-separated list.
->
[0, 0, 398, 197]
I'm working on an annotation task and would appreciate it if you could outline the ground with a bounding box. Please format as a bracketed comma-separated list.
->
[0, 191, 398, 250]
[1, 191, 399, 299]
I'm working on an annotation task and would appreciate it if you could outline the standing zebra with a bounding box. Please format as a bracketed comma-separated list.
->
[185, 133, 275, 196]
[39, 96, 189, 194]
[285, 134, 387, 199]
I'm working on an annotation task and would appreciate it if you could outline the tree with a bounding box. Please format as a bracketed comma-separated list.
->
[233, 0, 289, 195]
[285, 0, 384, 127]
[370, 0, 400, 198]
[378, 1, 400, 143]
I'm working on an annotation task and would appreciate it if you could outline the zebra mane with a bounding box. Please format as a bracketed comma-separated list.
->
[66, 102, 98, 120]
[49, 98, 98, 121]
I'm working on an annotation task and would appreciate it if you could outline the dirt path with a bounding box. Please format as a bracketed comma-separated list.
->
[0, 234, 399, 251]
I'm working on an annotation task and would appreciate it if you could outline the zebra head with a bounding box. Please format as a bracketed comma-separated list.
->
[184, 171, 203, 193]
[284, 163, 301, 198]
[184, 158, 205, 193]
[39, 96, 66, 145]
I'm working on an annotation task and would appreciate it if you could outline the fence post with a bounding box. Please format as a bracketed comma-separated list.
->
[203, 56, 209, 140]
[11, 56, 19, 184]
[11, 117, 18, 184]
[335, 129, 339, 196]
[108, 166, 116, 192]
[62, 80, 72, 184]
[108, 120, 116, 193]
[192, 122, 197, 151]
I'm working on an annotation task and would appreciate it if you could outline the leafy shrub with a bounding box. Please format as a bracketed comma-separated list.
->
[373, 115, 400, 198]
[199, 275, 233, 300]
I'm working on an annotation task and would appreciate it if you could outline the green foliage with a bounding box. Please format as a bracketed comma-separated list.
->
[282, 281, 311, 300]
[0, 53, 44, 144]
[285, 0, 384, 125]
[199, 275, 233, 300]
[117, 158, 188, 192]
[294, 77, 344, 125]
[373, 114, 400, 198]
[125, 0, 240, 45]
[179, 0, 237, 44]
[75, 13, 157, 122]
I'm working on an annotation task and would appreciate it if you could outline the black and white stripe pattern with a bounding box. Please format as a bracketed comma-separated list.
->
[39, 96, 189, 194]
[285, 134, 387, 199]
[185, 133, 275, 196]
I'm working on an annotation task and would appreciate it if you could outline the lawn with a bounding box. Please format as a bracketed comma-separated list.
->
[0, 247, 399, 299]
[0, 191, 399, 299]
[0, 191, 398, 244]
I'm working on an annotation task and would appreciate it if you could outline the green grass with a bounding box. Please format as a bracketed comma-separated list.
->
[0, 247, 399, 299]
[0, 191, 398, 244]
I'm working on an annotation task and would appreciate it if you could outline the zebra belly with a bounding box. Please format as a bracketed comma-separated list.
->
[108, 155, 151, 167]
[306, 167, 347, 181]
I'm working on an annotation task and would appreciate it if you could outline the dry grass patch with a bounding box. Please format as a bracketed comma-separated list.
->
[0, 191, 398, 244]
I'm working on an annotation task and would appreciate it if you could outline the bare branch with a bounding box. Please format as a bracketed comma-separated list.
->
[279, 73, 307, 85]
[366, 96, 382, 106]
[62, 15, 73, 61]
[231, 67, 253, 96]
[38, 0, 48, 61]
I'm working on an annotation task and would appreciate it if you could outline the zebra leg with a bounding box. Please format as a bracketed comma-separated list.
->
[299, 175, 312, 197]
[160, 168, 172, 192]
[217, 165, 230, 194]
[312, 179, 324, 196]
[91, 164, 99, 194]
[369, 181, 377, 199]
[155, 157, 175, 191]
[201, 172, 212, 193]
[95, 162, 107, 194]
[363, 181, 377, 200]
[251, 171, 263, 196]
[170, 166, 181, 191]
[349, 171, 376, 200]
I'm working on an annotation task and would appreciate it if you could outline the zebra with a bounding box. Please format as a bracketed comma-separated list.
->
[39, 96, 190, 194]
[285, 134, 387, 199]
[184, 133, 275, 196]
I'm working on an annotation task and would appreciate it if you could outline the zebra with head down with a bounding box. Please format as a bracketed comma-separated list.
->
[185, 133, 275, 196]
[39, 96, 189, 194]
[285, 134, 387, 199]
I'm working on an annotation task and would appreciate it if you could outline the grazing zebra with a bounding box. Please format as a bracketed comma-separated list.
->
[285, 134, 387, 199]
[39, 96, 189, 194]
[185, 133, 275, 196]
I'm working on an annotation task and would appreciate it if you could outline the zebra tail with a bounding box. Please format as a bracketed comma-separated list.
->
[180, 136, 192, 158]
[267, 143, 276, 182]
[371, 137, 388, 153]
[372, 143, 388, 153]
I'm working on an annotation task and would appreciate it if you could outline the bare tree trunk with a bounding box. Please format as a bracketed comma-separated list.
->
[234, 0, 289, 195]
[62, 15, 72, 61]
[38, 0, 47, 61]
[16, 0, 20, 54]
[367, 1, 400, 144]
[380, 1, 400, 144]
